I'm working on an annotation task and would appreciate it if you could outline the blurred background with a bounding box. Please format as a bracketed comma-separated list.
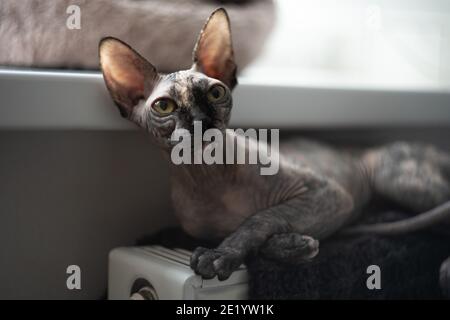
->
[2, 0, 449, 91]
[245, 0, 450, 91]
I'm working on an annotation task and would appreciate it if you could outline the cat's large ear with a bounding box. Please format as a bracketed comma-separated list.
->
[99, 37, 159, 118]
[193, 8, 237, 90]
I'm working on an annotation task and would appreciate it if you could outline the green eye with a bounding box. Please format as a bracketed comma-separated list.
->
[207, 84, 226, 102]
[152, 98, 176, 114]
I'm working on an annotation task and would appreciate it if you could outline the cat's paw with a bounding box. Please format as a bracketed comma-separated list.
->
[261, 233, 319, 264]
[190, 246, 244, 281]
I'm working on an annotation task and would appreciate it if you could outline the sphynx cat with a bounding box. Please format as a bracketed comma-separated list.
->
[99, 8, 450, 292]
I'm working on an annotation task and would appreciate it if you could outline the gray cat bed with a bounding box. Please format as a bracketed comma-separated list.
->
[0, 0, 274, 72]
[139, 203, 450, 299]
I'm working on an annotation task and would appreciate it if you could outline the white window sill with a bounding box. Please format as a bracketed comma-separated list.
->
[0, 68, 449, 130]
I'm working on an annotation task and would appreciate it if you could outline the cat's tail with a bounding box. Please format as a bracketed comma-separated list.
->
[341, 200, 450, 236]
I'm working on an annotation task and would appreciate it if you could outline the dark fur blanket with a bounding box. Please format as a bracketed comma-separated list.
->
[247, 232, 450, 299]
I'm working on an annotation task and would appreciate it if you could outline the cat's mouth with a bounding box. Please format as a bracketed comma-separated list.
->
[167, 137, 214, 151]
[168, 124, 225, 151]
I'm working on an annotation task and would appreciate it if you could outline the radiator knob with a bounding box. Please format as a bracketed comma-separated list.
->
[130, 286, 158, 300]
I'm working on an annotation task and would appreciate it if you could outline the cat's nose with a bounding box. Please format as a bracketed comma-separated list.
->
[188, 120, 213, 135]
[199, 117, 214, 131]
[189, 114, 214, 134]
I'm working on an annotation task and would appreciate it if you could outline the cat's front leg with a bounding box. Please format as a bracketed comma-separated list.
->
[190, 210, 293, 280]
[191, 232, 320, 280]
[190, 176, 354, 280]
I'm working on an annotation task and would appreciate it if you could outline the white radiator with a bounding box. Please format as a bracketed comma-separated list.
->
[108, 245, 248, 300]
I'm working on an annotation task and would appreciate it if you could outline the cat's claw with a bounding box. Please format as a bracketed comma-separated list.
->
[190, 246, 244, 281]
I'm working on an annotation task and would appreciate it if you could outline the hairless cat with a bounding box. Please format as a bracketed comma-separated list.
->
[99, 8, 450, 293]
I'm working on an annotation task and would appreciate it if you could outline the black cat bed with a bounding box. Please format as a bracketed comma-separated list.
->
[247, 233, 449, 299]
[137, 204, 450, 299]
